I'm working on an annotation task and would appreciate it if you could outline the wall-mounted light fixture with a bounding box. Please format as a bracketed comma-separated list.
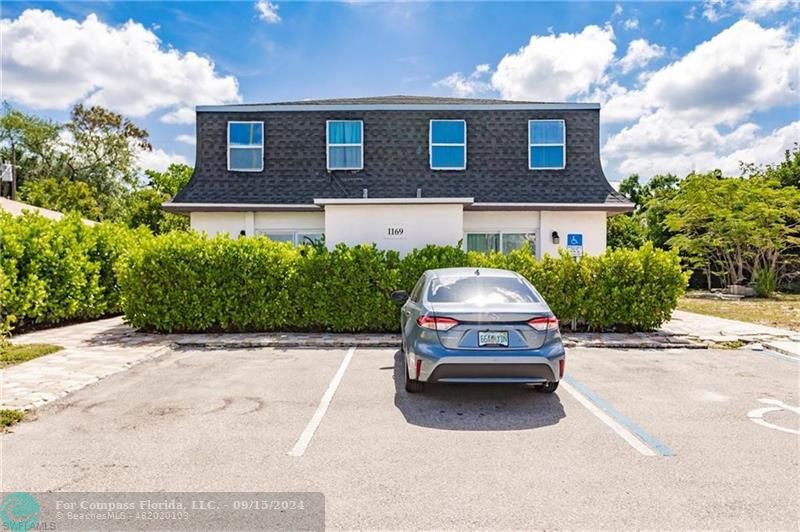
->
[551, 231, 560, 244]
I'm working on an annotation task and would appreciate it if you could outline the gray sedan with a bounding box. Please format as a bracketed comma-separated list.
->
[392, 267, 565, 393]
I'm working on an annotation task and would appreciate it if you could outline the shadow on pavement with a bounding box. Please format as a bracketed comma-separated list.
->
[391, 350, 565, 431]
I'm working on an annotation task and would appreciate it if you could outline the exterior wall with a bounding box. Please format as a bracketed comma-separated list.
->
[190, 211, 324, 236]
[254, 211, 324, 231]
[324, 204, 463, 255]
[190, 208, 608, 257]
[539, 211, 607, 257]
[462, 211, 540, 232]
[190, 212, 249, 236]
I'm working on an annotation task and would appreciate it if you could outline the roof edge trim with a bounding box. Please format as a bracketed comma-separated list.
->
[162, 202, 323, 213]
[197, 103, 601, 113]
[314, 197, 475, 206]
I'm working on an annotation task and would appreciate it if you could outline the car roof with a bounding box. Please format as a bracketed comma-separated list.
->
[426, 267, 521, 278]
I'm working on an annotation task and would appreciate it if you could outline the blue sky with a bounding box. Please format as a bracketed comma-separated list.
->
[2, 1, 798, 181]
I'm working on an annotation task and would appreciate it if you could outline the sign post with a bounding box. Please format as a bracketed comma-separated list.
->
[566, 233, 583, 258]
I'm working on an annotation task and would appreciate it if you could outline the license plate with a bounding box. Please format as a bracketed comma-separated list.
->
[479, 331, 508, 347]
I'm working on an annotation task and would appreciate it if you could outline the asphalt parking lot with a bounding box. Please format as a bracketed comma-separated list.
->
[2, 345, 798, 529]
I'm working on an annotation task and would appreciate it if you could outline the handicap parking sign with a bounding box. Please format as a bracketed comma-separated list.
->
[567, 234, 583, 247]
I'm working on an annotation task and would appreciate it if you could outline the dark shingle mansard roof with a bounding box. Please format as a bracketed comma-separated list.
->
[172, 96, 630, 208]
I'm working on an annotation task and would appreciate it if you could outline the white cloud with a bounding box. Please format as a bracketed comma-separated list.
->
[255, 0, 281, 23]
[0, 9, 241, 123]
[702, 0, 727, 21]
[161, 107, 197, 125]
[604, 114, 800, 177]
[623, 18, 639, 30]
[434, 64, 493, 97]
[491, 25, 616, 101]
[618, 38, 665, 73]
[739, 0, 794, 17]
[175, 134, 196, 146]
[613, 3, 623, 16]
[698, 0, 797, 21]
[603, 19, 799, 125]
[138, 148, 187, 172]
[601, 19, 800, 179]
[432, 14, 797, 181]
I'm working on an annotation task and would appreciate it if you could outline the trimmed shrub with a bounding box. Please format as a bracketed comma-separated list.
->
[119, 234, 687, 333]
[0, 211, 149, 333]
[290, 244, 400, 332]
[399, 245, 468, 291]
[118, 232, 299, 332]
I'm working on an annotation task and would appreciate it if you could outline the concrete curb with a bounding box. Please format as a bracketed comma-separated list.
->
[173, 337, 706, 350]
[563, 340, 707, 350]
[762, 342, 800, 359]
[173, 338, 401, 349]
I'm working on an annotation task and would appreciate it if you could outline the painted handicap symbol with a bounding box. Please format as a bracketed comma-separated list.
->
[567, 234, 582, 246]
[747, 398, 800, 435]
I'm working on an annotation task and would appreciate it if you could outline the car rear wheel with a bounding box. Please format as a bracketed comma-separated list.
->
[404, 358, 425, 394]
[534, 382, 559, 393]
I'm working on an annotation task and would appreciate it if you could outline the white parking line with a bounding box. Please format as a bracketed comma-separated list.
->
[287, 347, 355, 457]
[561, 379, 657, 457]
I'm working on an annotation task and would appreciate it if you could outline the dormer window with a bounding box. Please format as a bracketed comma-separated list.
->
[228, 121, 264, 172]
[430, 119, 466, 170]
[529, 120, 565, 170]
[327, 120, 363, 170]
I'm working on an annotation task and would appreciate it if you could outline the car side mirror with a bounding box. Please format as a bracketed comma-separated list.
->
[390, 290, 409, 303]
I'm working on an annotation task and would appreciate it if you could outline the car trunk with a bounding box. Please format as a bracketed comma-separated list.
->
[429, 302, 554, 351]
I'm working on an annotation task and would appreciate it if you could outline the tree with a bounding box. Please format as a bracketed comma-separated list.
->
[607, 214, 648, 249]
[614, 173, 680, 248]
[145, 163, 192, 197]
[63, 104, 152, 198]
[640, 173, 680, 248]
[665, 173, 800, 292]
[120, 163, 192, 233]
[618, 174, 645, 208]
[0, 102, 63, 193]
[742, 144, 800, 189]
[1, 103, 153, 221]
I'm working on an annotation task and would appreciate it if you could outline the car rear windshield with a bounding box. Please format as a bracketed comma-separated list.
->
[426, 275, 540, 304]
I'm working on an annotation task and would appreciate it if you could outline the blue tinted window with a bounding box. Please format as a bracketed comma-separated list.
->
[431, 146, 465, 169]
[328, 121, 362, 144]
[530, 146, 564, 169]
[327, 121, 363, 169]
[228, 122, 263, 171]
[430, 120, 466, 169]
[229, 122, 263, 146]
[529, 120, 565, 169]
[431, 120, 465, 144]
[328, 146, 362, 169]
[229, 147, 263, 171]
[529, 121, 563, 144]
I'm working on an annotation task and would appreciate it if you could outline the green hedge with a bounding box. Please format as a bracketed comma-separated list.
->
[119, 234, 687, 333]
[0, 211, 150, 334]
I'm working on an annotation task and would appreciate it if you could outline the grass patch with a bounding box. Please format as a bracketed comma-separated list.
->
[0, 409, 25, 429]
[0, 343, 63, 368]
[678, 292, 800, 332]
[715, 340, 746, 349]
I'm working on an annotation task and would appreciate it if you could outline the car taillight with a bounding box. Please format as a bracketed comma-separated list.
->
[417, 316, 459, 331]
[528, 316, 559, 331]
